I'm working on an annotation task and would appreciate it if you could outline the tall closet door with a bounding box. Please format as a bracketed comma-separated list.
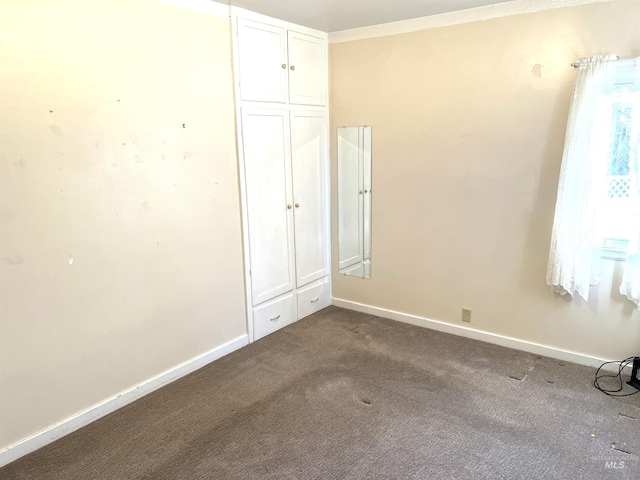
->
[241, 109, 295, 305]
[237, 19, 288, 103]
[291, 111, 329, 287]
[287, 31, 326, 106]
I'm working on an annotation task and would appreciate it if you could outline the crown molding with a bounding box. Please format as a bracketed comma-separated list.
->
[328, 0, 614, 44]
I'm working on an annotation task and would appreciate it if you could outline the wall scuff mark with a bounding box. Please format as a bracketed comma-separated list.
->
[3, 253, 25, 266]
[531, 63, 543, 78]
[49, 124, 64, 137]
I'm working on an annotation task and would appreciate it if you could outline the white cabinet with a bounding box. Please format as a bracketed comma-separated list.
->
[297, 277, 330, 320]
[236, 19, 288, 104]
[236, 18, 327, 106]
[291, 110, 329, 287]
[241, 108, 329, 307]
[241, 109, 296, 305]
[253, 293, 296, 340]
[234, 9, 330, 342]
[287, 31, 326, 106]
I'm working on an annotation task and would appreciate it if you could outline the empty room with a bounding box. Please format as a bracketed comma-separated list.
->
[1, 0, 639, 478]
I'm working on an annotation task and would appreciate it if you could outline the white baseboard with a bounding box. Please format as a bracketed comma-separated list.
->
[331, 298, 618, 370]
[0, 334, 249, 468]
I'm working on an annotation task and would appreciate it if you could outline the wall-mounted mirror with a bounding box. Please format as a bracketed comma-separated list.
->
[338, 126, 372, 278]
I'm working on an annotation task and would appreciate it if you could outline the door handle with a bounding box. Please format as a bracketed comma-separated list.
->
[270, 314, 281, 322]
[310, 297, 319, 303]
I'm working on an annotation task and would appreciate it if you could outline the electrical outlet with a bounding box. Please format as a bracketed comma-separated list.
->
[462, 308, 471, 323]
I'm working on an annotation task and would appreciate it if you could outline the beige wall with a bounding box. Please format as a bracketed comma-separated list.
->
[330, 1, 640, 360]
[0, 0, 246, 449]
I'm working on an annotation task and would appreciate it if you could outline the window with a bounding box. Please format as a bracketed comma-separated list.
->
[600, 63, 640, 259]
[546, 55, 640, 306]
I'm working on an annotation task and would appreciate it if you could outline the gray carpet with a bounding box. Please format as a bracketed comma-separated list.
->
[2, 306, 639, 479]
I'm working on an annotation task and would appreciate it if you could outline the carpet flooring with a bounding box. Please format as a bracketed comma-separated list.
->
[1, 306, 639, 479]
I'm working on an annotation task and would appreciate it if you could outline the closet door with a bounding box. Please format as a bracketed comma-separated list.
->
[241, 108, 295, 305]
[291, 111, 329, 287]
[237, 19, 288, 103]
[287, 31, 326, 106]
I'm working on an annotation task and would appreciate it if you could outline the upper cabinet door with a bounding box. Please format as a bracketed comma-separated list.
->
[237, 19, 288, 103]
[287, 31, 326, 106]
[241, 108, 296, 305]
[290, 111, 329, 287]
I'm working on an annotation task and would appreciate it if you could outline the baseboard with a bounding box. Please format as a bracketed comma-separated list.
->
[0, 334, 249, 468]
[331, 298, 616, 370]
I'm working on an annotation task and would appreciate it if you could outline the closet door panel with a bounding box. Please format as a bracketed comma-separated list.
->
[287, 31, 326, 106]
[291, 111, 329, 287]
[241, 109, 295, 305]
[237, 19, 288, 103]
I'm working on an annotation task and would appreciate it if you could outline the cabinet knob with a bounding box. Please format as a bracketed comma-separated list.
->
[281, 64, 287, 69]
[364, 189, 369, 193]
[290, 65, 295, 71]
[287, 204, 292, 209]
[295, 203, 300, 208]
[359, 191, 363, 194]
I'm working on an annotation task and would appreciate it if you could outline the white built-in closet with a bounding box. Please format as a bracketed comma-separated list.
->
[231, 8, 330, 341]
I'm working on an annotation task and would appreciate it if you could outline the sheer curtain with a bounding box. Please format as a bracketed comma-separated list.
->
[546, 56, 617, 301]
[620, 78, 640, 308]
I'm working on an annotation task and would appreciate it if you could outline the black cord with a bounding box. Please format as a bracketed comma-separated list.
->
[594, 356, 640, 397]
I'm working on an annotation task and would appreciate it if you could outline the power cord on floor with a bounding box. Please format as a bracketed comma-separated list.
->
[594, 356, 640, 397]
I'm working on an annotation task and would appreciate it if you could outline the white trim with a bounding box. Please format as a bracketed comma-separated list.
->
[155, 0, 229, 19]
[0, 335, 249, 468]
[230, 12, 256, 343]
[328, 0, 613, 44]
[331, 297, 624, 370]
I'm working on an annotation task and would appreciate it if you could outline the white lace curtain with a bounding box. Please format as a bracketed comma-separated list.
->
[546, 55, 640, 308]
[620, 84, 640, 306]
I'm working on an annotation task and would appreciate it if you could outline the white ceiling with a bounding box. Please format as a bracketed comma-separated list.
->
[228, 0, 515, 32]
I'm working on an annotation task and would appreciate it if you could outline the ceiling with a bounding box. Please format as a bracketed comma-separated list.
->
[228, 0, 515, 33]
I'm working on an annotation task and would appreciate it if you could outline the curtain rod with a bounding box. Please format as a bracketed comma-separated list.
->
[571, 57, 637, 68]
